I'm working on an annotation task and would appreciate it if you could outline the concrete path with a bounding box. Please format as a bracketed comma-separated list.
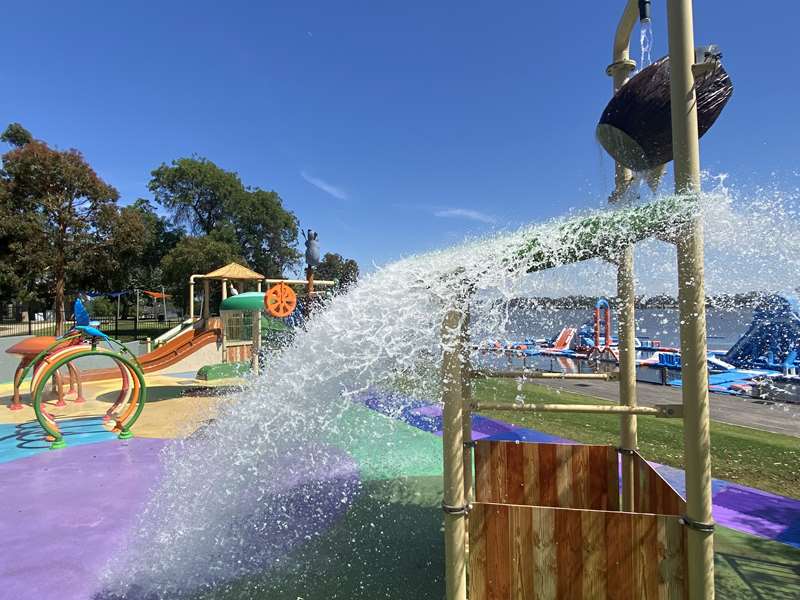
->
[535, 378, 800, 437]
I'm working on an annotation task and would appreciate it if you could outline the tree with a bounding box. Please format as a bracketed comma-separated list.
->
[1, 140, 119, 334]
[160, 234, 243, 312]
[148, 157, 243, 235]
[225, 189, 300, 277]
[149, 156, 300, 277]
[1, 123, 33, 148]
[315, 253, 360, 290]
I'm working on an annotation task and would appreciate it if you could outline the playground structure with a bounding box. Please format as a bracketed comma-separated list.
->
[439, 1, 721, 598]
[7, 300, 146, 449]
[187, 262, 336, 375]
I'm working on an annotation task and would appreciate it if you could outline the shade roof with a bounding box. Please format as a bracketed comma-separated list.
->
[201, 262, 264, 280]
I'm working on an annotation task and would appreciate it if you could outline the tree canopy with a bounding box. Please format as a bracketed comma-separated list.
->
[149, 157, 243, 235]
[1, 139, 119, 332]
[0, 124, 353, 326]
[315, 252, 360, 289]
[149, 156, 300, 278]
[0, 123, 33, 148]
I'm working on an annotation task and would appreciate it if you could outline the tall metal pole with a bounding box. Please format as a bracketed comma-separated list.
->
[667, 0, 715, 597]
[441, 307, 467, 600]
[608, 0, 639, 512]
[460, 307, 473, 504]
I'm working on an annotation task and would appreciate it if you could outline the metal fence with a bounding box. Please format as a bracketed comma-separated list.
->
[0, 315, 184, 340]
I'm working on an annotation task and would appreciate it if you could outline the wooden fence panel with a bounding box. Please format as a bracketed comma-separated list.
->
[469, 503, 687, 600]
[474, 441, 619, 510]
[633, 453, 686, 517]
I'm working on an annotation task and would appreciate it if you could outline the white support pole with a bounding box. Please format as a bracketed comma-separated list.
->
[441, 307, 467, 600]
[189, 279, 195, 320]
[609, 0, 640, 514]
[667, 0, 715, 596]
[251, 309, 261, 375]
[203, 280, 210, 320]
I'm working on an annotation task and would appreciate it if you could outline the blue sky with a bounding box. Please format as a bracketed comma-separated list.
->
[2, 2, 797, 273]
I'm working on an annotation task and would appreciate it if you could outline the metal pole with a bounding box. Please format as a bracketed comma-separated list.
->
[161, 285, 167, 322]
[135, 290, 139, 339]
[251, 309, 261, 375]
[618, 246, 639, 512]
[460, 307, 473, 504]
[608, 0, 640, 514]
[473, 402, 662, 416]
[441, 307, 467, 600]
[189, 278, 195, 320]
[471, 369, 613, 380]
[667, 0, 715, 597]
[203, 280, 210, 320]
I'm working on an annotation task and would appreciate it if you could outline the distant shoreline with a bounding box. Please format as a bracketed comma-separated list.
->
[503, 292, 778, 310]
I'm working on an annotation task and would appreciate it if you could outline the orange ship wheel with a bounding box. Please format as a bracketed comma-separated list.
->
[265, 282, 297, 318]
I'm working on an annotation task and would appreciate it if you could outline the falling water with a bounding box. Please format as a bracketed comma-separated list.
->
[640, 19, 654, 69]
[96, 184, 800, 599]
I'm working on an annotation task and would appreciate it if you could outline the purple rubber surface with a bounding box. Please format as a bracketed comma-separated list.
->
[0, 438, 169, 600]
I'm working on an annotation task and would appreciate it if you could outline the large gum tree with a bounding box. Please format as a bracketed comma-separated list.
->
[1, 136, 118, 334]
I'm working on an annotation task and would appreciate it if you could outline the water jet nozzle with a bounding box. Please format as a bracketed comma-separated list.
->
[638, 0, 651, 23]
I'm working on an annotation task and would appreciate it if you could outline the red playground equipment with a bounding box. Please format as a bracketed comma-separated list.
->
[594, 297, 613, 350]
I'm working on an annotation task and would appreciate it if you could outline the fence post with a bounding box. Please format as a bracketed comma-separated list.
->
[442, 306, 467, 600]
[28, 303, 33, 336]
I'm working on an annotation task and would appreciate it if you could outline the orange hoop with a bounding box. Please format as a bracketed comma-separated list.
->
[265, 283, 297, 318]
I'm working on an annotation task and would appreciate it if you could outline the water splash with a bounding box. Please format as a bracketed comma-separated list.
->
[640, 19, 654, 69]
[96, 185, 800, 598]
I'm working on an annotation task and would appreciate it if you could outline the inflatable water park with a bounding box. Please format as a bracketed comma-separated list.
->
[481, 294, 800, 399]
[1, 2, 799, 600]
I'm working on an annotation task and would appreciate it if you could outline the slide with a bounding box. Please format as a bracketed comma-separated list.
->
[82, 322, 222, 382]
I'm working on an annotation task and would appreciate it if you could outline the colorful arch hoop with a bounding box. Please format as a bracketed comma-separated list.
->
[29, 347, 146, 449]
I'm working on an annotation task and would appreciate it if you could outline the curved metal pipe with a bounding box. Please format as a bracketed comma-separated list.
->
[613, 0, 640, 65]
[639, 0, 652, 22]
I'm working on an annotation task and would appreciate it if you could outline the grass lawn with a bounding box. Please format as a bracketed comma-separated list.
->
[473, 378, 800, 499]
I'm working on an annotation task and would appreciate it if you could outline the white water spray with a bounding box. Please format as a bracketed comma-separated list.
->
[97, 186, 800, 599]
[640, 19, 654, 69]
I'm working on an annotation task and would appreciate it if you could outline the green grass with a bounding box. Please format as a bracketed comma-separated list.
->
[474, 379, 800, 499]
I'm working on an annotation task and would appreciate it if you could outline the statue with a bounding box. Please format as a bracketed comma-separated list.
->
[303, 229, 320, 268]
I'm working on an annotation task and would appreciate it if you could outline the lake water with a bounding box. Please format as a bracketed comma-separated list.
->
[494, 307, 753, 351]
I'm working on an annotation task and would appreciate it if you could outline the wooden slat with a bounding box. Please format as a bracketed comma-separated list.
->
[475, 441, 492, 503]
[510, 502, 534, 598]
[491, 441, 508, 504]
[581, 510, 607, 599]
[555, 445, 575, 508]
[537, 444, 558, 507]
[555, 508, 583, 599]
[522, 443, 539, 505]
[469, 503, 489, 600]
[633, 453, 686, 516]
[531, 506, 557, 600]
[507, 441, 526, 505]
[487, 504, 510, 600]
[607, 446, 621, 511]
[571, 445, 590, 509]
[588, 445, 611, 509]
[606, 511, 634, 600]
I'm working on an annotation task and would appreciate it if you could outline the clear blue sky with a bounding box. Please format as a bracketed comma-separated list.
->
[2, 2, 796, 272]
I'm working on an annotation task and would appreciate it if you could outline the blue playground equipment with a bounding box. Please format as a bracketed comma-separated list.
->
[724, 295, 800, 374]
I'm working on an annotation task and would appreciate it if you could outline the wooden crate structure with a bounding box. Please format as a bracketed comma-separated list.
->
[469, 440, 687, 600]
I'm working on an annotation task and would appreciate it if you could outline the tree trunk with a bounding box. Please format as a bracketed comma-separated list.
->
[54, 268, 65, 336]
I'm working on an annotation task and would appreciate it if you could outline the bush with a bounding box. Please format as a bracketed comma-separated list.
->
[87, 296, 114, 317]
